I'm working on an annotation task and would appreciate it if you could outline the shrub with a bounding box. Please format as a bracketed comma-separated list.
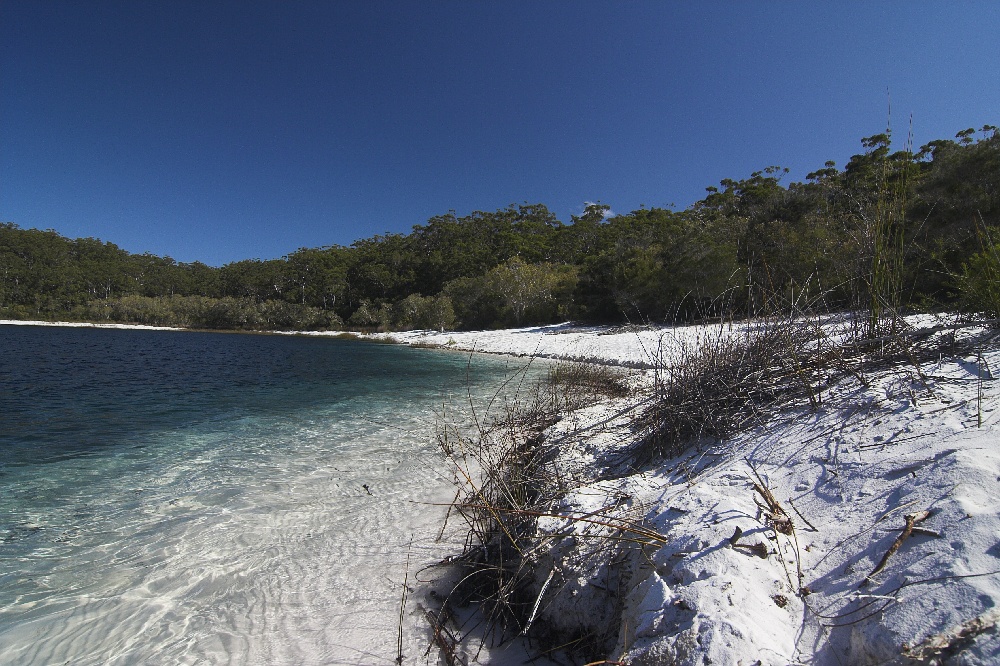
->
[431, 360, 650, 661]
[348, 300, 392, 330]
[958, 240, 1000, 320]
[391, 293, 457, 331]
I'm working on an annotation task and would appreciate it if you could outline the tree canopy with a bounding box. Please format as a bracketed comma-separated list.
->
[2, 124, 998, 331]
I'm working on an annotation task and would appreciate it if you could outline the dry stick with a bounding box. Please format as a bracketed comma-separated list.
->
[746, 459, 807, 592]
[530, 633, 598, 662]
[396, 540, 413, 665]
[421, 606, 461, 666]
[464, 345, 485, 441]
[903, 609, 1000, 660]
[818, 570, 1000, 627]
[436, 374, 571, 648]
[746, 459, 792, 534]
[978, 347, 985, 428]
[522, 567, 556, 635]
[787, 496, 819, 533]
[810, 499, 920, 573]
[449, 434, 521, 549]
[482, 338, 543, 421]
[863, 510, 931, 585]
[436, 487, 464, 543]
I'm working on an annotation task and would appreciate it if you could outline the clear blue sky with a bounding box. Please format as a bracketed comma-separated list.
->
[2, 1, 998, 266]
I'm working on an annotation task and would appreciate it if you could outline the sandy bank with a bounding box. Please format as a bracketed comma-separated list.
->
[363, 322, 731, 367]
[378, 318, 1000, 665]
[0, 319, 183, 331]
[6, 316, 998, 662]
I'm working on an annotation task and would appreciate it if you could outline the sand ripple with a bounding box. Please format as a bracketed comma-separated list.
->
[0, 388, 513, 665]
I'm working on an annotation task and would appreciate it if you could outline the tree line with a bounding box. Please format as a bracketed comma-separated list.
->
[1, 124, 998, 331]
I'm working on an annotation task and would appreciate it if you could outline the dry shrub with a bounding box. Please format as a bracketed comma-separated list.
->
[638, 318, 820, 462]
[546, 361, 631, 407]
[428, 360, 652, 662]
[637, 312, 997, 465]
[433, 390, 562, 649]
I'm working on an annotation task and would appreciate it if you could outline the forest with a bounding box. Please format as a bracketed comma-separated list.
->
[1, 124, 998, 332]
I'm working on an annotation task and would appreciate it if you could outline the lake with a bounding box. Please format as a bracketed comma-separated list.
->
[0, 324, 537, 665]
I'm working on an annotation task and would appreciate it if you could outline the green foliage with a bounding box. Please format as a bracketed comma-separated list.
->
[347, 234, 414, 303]
[3, 123, 999, 331]
[440, 259, 577, 329]
[285, 246, 351, 311]
[77, 295, 341, 330]
[442, 274, 505, 330]
[347, 300, 393, 331]
[958, 237, 1000, 319]
[835, 130, 914, 335]
[909, 126, 1000, 299]
[392, 293, 457, 331]
[573, 208, 743, 322]
[407, 204, 562, 296]
[485, 257, 578, 326]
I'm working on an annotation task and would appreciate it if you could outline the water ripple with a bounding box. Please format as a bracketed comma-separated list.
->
[1, 325, 545, 664]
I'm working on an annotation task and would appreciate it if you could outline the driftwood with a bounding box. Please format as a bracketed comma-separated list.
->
[864, 510, 932, 584]
[747, 459, 793, 535]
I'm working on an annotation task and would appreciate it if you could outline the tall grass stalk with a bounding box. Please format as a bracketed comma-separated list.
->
[863, 112, 913, 338]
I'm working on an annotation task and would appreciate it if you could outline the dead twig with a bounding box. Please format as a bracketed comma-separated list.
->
[396, 541, 413, 665]
[733, 541, 769, 559]
[452, 502, 666, 545]
[746, 459, 793, 535]
[421, 605, 463, 666]
[747, 459, 808, 593]
[787, 496, 819, 532]
[863, 509, 932, 585]
[901, 609, 1000, 662]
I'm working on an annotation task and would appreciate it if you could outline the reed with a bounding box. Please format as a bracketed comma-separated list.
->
[858, 112, 915, 339]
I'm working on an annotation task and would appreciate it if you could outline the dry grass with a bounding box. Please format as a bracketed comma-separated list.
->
[637, 317, 820, 463]
[546, 361, 631, 407]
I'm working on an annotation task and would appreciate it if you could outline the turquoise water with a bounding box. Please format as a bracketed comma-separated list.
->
[0, 325, 538, 665]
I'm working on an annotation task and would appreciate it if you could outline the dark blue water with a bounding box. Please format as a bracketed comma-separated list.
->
[0, 326, 486, 466]
[0, 324, 539, 665]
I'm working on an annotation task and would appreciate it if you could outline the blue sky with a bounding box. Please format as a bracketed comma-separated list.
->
[2, 1, 998, 266]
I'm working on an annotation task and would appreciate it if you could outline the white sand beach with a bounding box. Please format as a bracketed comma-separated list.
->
[0, 319, 182, 331]
[370, 319, 1000, 665]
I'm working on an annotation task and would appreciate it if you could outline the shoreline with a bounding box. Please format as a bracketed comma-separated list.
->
[0, 318, 687, 367]
[0, 318, 184, 332]
[359, 321, 727, 368]
[7, 316, 999, 663]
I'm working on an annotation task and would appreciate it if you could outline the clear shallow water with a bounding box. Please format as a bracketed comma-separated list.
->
[0, 325, 539, 665]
